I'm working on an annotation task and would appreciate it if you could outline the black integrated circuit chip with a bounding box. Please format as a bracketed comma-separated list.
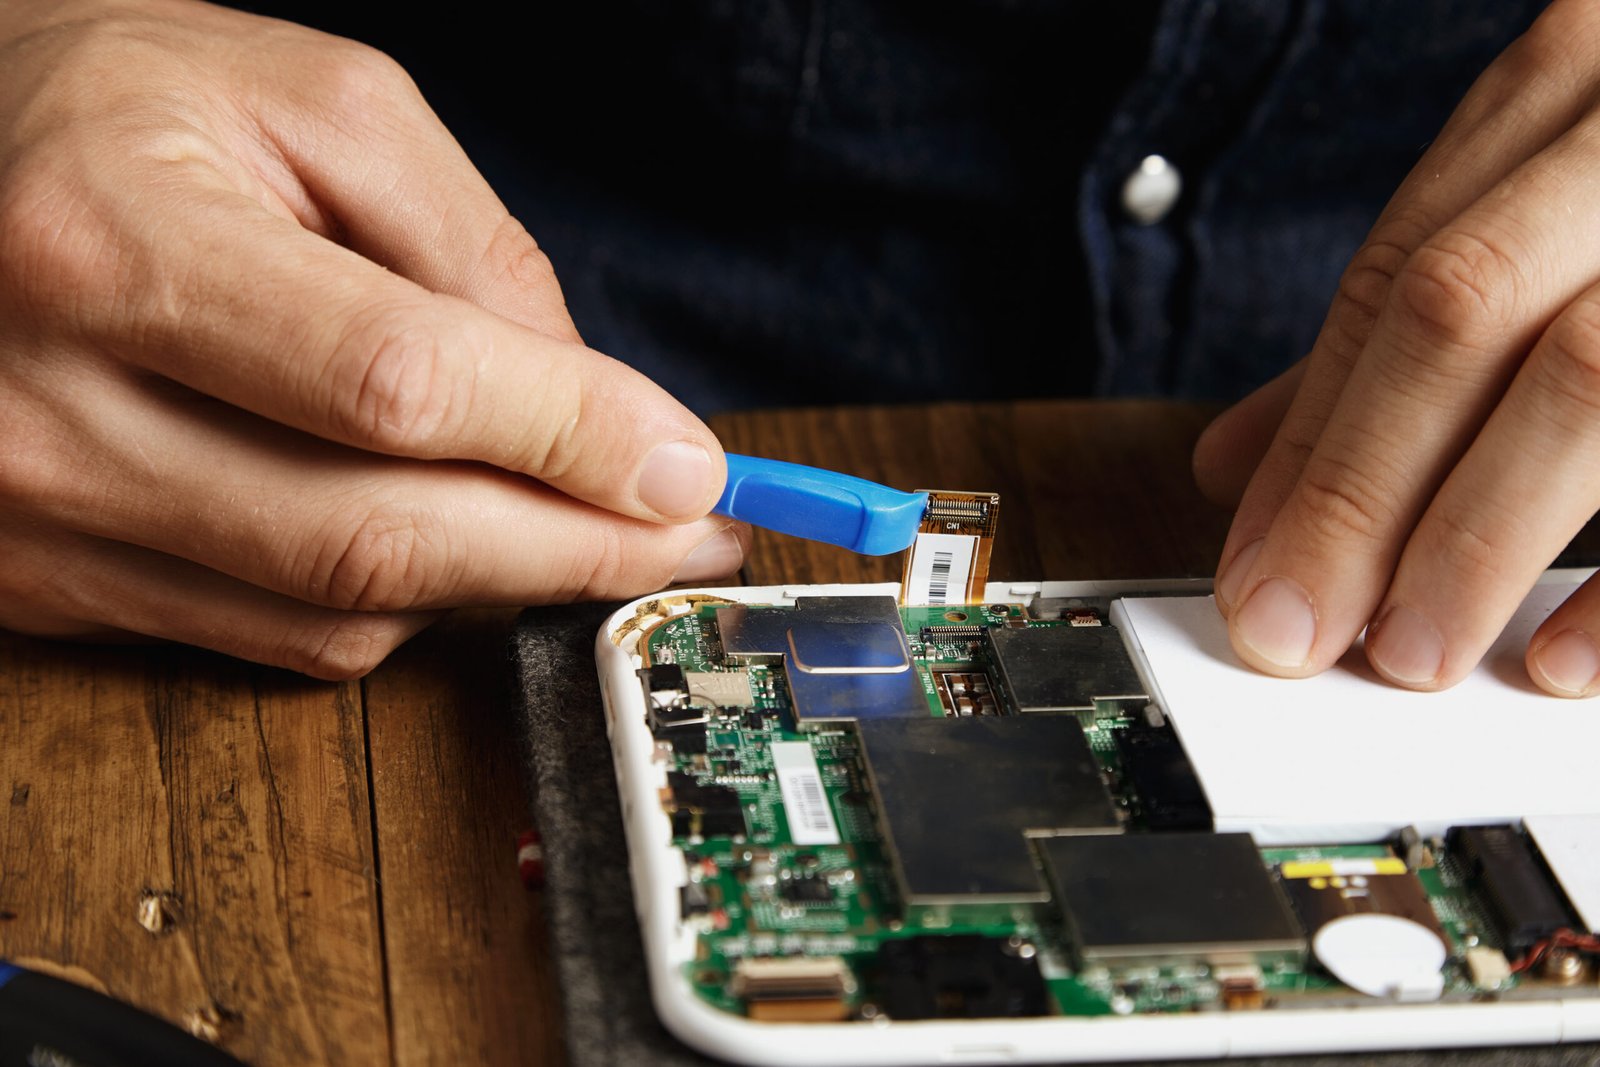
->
[669, 729, 708, 755]
[779, 874, 834, 904]
[857, 716, 1121, 907]
[876, 935, 1050, 1020]
[983, 626, 1145, 716]
[1038, 832, 1306, 967]
[1449, 825, 1577, 955]
[667, 772, 747, 839]
[1114, 723, 1213, 832]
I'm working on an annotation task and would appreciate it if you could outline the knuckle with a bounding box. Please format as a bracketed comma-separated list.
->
[482, 215, 560, 294]
[475, 215, 579, 339]
[560, 523, 656, 603]
[330, 306, 474, 453]
[1484, 42, 1548, 99]
[1498, 3, 1590, 86]
[313, 508, 439, 612]
[1390, 230, 1518, 346]
[1294, 448, 1402, 546]
[514, 367, 590, 480]
[314, 39, 422, 119]
[1275, 411, 1322, 468]
[1533, 301, 1600, 419]
[1420, 500, 1520, 590]
[1449, 7, 1591, 143]
[289, 616, 399, 681]
[570, 523, 633, 601]
[1336, 237, 1411, 329]
[1471, 39, 1544, 111]
[535, 397, 586, 482]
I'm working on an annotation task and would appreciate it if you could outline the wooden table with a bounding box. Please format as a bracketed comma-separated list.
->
[0, 400, 1239, 1065]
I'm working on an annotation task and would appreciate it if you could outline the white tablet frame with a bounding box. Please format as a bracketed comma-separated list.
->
[596, 578, 1600, 1066]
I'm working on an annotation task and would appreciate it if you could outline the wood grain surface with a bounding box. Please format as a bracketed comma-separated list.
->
[0, 400, 1247, 1065]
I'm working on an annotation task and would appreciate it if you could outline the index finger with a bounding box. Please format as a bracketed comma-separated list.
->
[71, 181, 724, 524]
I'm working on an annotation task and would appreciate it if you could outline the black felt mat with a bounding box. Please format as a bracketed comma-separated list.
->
[512, 604, 1599, 1067]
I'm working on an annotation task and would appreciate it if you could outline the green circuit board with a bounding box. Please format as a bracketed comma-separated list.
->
[637, 597, 1594, 1022]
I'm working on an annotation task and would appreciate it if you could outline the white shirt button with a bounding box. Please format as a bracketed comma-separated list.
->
[1120, 154, 1182, 225]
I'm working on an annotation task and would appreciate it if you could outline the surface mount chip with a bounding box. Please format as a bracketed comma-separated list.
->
[876, 935, 1050, 1020]
[716, 605, 793, 660]
[984, 626, 1146, 717]
[777, 606, 930, 723]
[1449, 825, 1578, 955]
[858, 716, 1120, 908]
[718, 596, 906, 661]
[1114, 723, 1213, 831]
[684, 671, 757, 709]
[1038, 832, 1306, 966]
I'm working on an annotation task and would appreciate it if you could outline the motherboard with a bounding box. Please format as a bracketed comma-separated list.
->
[635, 593, 1600, 1023]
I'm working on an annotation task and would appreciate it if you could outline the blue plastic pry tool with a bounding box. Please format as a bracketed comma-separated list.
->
[713, 454, 928, 556]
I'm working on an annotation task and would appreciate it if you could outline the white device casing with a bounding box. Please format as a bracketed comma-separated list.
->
[596, 578, 1600, 1066]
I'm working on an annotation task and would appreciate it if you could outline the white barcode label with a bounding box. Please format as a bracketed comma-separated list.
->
[904, 532, 977, 606]
[771, 741, 840, 845]
[928, 551, 953, 602]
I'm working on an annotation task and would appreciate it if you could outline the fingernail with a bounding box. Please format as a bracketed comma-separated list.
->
[1532, 630, 1600, 696]
[1367, 605, 1445, 687]
[637, 441, 716, 519]
[1232, 576, 1316, 670]
[1216, 537, 1265, 612]
[673, 528, 744, 583]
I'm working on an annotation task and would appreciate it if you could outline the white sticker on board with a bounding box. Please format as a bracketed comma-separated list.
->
[904, 532, 977, 606]
[772, 740, 841, 846]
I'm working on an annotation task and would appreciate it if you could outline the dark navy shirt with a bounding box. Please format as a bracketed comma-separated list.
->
[235, 1, 1549, 414]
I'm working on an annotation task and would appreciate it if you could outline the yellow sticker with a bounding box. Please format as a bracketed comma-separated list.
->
[1280, 857, 1407, 879]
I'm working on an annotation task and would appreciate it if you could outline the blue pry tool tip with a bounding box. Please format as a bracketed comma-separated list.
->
[713, 454, 928, 556]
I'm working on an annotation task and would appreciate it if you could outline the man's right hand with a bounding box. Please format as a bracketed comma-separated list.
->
[0, 0, 747, 677]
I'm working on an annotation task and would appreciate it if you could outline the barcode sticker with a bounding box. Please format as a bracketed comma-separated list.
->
[903, 532, 977, 606]
[771, 741, 840, 845]
[928, 551, 953, 602]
